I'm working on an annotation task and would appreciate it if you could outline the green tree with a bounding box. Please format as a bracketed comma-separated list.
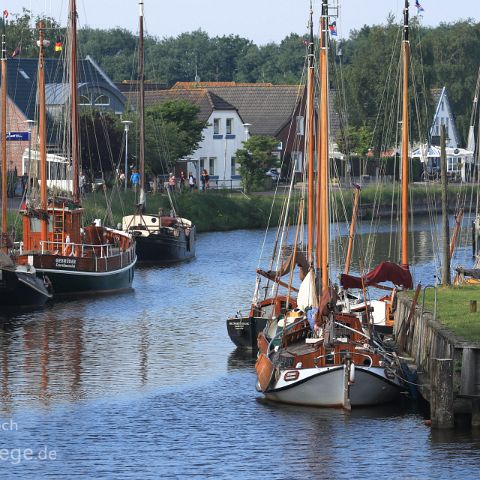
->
[127, 100, 208, 175]
[235, 136, 279, 193]
[79, 109, 123, 178]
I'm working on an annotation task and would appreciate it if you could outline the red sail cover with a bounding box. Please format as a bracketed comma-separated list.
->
[340, 262, 413, 289]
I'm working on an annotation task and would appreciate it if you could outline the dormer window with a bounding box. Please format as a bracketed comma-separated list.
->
[79, 94, 92, 105]
[94, 94, 110, 106]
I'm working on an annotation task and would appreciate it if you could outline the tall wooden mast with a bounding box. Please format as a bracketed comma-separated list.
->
[70, 0, 80, 203]
[38, 22, 48, 243]
[401, 0, 410, 268]
[138, 0, 146, 208]
[1, 14, 7, 252]
[319, 0, 330, 290]
[306, 4, 315, 263]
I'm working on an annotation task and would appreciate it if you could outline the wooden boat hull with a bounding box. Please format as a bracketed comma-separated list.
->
[227, 316, 268, 349]
[0, 267, 51, 308]
[134, 227, 196, 263]
[262, 365, 403, 408]
[35, 260, 135, 296]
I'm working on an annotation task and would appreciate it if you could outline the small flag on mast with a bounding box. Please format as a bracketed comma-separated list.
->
[54, 36, 63, 52]
[415, 0, 425, 14]
[329, 21, 337, 36]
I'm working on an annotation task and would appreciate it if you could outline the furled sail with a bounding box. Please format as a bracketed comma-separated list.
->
[340, 261, 413, 289]
[297, 269, 318, 311]
[267, 249, 309, 281]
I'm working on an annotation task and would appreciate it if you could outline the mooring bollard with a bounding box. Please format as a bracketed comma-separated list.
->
[430, 358, 454, 429]
[470, 300, 477, 313]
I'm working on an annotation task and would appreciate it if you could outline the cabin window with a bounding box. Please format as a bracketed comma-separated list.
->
[230, 156, 236, 176]
[94, 94, 110, 106]
[79, 94, 92, 105]
[213, 118, 220, 134]
[226, 118, 233, 134]
[209, 157, 216, 176]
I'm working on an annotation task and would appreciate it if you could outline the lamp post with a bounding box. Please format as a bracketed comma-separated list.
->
[23, 119, 35, 176]
[121, 120, 132, 191]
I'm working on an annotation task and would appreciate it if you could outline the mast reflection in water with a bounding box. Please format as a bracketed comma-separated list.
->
[0, 221, 479, 478]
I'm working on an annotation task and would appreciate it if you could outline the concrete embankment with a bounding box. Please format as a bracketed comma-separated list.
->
[394, 293, 480, 429]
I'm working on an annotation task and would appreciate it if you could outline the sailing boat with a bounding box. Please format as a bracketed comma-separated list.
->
[0, 13, 51, 308]
[16, 1, 136, 296]
[121, 0, 196, 264]
[255, 1, 405, 408]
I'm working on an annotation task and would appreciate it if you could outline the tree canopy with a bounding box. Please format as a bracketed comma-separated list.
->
[4, 10, 480, 154]
[235, 136, 279, 193]
[126, 100, 208, 176]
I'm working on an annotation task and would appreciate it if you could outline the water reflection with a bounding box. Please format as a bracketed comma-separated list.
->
[0, 222, 479, 477]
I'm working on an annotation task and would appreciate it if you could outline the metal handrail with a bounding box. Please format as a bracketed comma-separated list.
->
[39, 240, 113, 258]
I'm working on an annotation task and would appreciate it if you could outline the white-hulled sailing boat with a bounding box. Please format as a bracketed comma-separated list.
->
[0, 13, 51, 308]
[122, 0, 196, 264]
[16, 1, 136, 296]
[255, 1, 406, 408]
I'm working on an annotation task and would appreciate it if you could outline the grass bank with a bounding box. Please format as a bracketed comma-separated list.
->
[420, 285, 480, 343]
[82, 189, 288, 233]
[7, 182, 475, 238]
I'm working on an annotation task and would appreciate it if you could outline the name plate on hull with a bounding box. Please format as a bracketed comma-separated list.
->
[55, 258, 77, 269]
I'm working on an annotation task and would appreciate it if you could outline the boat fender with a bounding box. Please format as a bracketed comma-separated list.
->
[384, 368, 396, 380]
[349, 363, 355, 384]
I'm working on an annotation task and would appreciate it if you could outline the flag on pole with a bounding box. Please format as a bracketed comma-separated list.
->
[415, 0, 425, 14]
[329, 21, 337, 36]
[54, 36, 63, 52]
[11, 46, 20, 58]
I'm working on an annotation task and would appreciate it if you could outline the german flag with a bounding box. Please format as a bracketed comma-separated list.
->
[54, 36, 63, 53]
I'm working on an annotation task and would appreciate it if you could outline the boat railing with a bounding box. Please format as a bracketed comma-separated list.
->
[40, 240, 114, 259]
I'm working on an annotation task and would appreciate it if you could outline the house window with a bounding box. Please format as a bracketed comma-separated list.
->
[200, 157, 207, 171]
[79, 94, 92, 105]
[213, 118, 220, 134]
[231, 156, 236, 176]
[209, 157, 216, 176]
[226, 118, 233, 135]
[296, 116, 304, 136]
[94, 94, 110, 106]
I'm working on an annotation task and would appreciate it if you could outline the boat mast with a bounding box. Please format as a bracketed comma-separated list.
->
[401, 0, 410, 268]
[70, 0, 80, 203]
[306, 3, 315, 264]
[319, 0, 330, 290]
[138, 0, 146, 208]
[1, 14, 7, 252]
[38, 22, 48, 243]
[344, 184, 361, 275]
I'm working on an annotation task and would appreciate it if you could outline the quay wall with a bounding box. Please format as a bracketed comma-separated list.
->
[394, 294, 480, 428]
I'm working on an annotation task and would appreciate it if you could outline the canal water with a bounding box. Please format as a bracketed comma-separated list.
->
[1, 218, 480, 478]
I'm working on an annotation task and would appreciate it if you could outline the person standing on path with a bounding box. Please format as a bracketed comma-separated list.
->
[168, 173, 176, 193]
[130, 169, 140, 192]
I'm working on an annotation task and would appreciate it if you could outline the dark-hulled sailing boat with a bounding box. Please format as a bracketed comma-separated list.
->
[122, 0, 196, 264]
[16, 2, 136, 296]
[0, 13, 51, 308]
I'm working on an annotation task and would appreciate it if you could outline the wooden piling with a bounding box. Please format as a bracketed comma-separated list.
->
[430, 358, 454, 429]
[472, 398, 480, 428]
[470, 300, 477, 313]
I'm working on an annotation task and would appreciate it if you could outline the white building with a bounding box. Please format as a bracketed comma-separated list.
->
[187, 99, 246, 189]
[430, 86, 460, 148]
